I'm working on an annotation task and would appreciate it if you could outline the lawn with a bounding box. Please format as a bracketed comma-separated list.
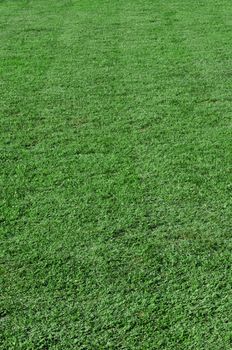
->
[1, 0, 232, 349]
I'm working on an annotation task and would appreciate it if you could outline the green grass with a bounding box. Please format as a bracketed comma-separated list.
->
[1, 0, 232, 348]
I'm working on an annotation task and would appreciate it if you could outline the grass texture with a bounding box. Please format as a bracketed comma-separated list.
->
[1, 0, 232, 349]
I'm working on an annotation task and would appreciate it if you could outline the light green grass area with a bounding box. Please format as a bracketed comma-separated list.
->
[1, 0, 232, 348]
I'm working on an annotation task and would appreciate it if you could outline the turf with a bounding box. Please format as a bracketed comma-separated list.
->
[1, 0, 232, 349]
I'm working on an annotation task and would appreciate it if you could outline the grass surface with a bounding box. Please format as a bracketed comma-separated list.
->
[1, 0, 232, 349]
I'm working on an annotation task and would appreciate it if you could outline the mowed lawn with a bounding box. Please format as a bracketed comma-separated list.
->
[1, 0, 232, 348]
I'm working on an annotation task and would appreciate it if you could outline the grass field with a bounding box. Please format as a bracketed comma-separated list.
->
[1, 0, 232, 349]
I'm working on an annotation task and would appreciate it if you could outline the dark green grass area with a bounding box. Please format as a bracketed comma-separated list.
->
[1, 0, 232, 348]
